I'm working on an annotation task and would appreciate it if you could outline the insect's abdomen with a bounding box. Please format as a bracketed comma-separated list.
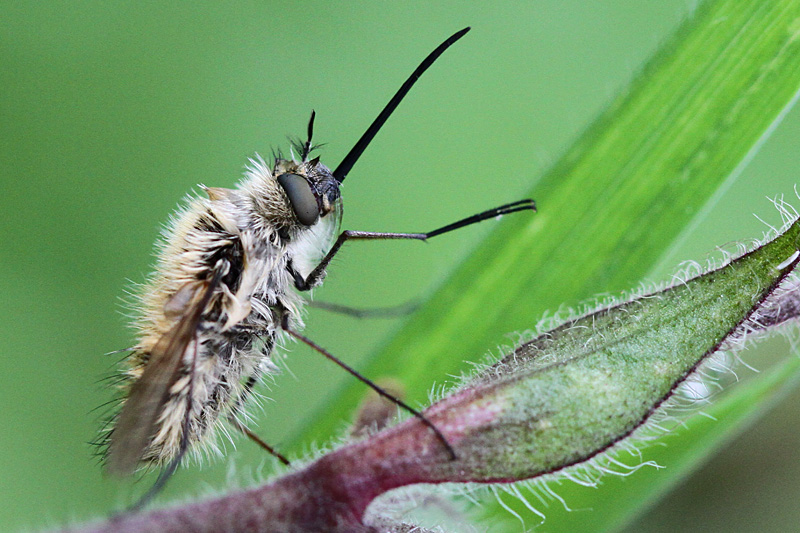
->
[137, 328, 274, 465]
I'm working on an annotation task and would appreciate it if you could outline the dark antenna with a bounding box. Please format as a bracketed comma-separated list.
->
[332, 27, 471, 183]
[301, 110, 315, 161]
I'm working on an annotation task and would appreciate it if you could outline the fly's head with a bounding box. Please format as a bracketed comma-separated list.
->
[274, 157, 341, 229]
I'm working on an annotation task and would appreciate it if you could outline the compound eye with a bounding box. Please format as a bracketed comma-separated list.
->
[277, 173, 320, 226]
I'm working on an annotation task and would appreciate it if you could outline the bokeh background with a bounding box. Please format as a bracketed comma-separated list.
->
[2, 2, 800, 531]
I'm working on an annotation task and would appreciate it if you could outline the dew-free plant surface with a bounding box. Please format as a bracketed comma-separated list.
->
[64, 0, 800, 531]
[6, 2, 800, 532]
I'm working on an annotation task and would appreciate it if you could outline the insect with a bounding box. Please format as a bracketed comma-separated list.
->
[100, 27, 535, 504]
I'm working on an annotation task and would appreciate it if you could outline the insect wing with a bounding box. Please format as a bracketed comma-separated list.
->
[107, 276, 218, 476]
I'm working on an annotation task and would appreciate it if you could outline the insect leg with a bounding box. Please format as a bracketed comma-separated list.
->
[305, 298, 419, 319]
[228, 417, 291, 466]
[226, 375, 291, 466]
[126, 452, 182, 513]
[292, 199, 535, 291]
[279, 313, 457, 461]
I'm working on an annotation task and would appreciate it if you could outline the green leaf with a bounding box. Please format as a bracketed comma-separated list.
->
[481, 347, 800, 532]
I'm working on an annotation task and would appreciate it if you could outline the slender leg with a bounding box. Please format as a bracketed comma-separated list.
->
[292, 199, 535, 291]
[227, 375, 290, 465]
[279, 313, 457, 460]
[126, 452, 183, 513]
[305, 298, 419, 319]
[227, 416, 291, 466]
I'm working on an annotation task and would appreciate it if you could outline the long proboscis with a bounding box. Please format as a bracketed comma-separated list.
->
[332, 27, 471, 183]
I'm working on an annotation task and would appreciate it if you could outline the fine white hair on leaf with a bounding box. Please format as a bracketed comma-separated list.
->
[489, 485, 526, 528]
[507, 483, 547, 523]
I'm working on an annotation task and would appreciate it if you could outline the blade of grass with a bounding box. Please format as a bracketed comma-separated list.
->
[294, 0, 800, 461]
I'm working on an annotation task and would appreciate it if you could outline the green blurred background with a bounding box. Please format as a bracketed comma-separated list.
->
[2, 2, 800, 531]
